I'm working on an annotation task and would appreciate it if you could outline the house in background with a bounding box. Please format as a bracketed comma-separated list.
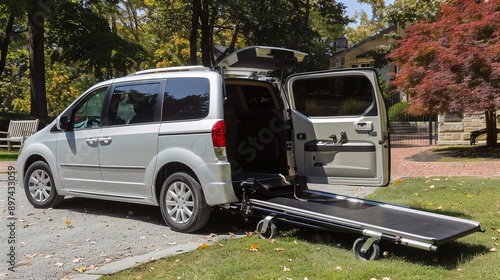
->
[330, 24, 401, 86]
[329, 25, 498, 145]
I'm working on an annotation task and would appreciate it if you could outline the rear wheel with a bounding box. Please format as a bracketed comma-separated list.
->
[24, 161, 65, 208]
[256, 219, 277, 239]
[159, 172, 211, 232]
[353, 236, 381, 260]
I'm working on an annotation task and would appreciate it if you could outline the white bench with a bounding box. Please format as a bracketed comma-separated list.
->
[0, 119, 39, 151]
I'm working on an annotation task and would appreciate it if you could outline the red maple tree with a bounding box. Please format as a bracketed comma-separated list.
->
[388, 0, 500, 146]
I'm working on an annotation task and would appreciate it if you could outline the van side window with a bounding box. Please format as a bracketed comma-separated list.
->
[107, 83, 160, 125]
[163, 78, 210, 121]
[73, 87, 108, 130]
[292, 75, 375, 117]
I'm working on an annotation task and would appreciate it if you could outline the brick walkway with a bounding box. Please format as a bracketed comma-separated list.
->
[391, 146, 500, 179]
[3, 147, 500, 180]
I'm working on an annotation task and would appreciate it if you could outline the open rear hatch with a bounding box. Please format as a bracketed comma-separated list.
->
[216, 46, 307, 78]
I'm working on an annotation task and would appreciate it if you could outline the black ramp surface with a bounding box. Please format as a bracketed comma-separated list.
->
[264, 196, 481, 245]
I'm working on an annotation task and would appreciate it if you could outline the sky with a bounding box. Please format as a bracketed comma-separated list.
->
[344, 0, 395, 24]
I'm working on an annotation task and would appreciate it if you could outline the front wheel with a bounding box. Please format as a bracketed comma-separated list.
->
[159, 172, 211, 233]
[24, 161, 65, 208]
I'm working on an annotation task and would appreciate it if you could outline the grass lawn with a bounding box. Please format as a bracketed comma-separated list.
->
[103, 177, 500, 280]
[0, 150, 18, 161]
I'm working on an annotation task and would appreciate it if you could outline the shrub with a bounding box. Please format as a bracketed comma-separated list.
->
[388, 101, 410, 122]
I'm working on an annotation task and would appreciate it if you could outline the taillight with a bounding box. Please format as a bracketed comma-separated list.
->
[211, 120, 227, 160]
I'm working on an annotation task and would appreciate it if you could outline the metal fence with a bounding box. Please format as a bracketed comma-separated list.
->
[389, 116, 438, 147]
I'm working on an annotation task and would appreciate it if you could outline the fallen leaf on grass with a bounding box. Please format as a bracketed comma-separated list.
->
[250, 244, 259, 252]
[274, 247, 284, 252]
[197, 243, 210, 250]
[283, 266, 290, 271]
[335, 266, 342, 271]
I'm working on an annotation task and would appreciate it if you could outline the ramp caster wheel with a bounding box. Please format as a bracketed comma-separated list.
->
[256, 218, 277, 239]
[353, 236, 381, 260]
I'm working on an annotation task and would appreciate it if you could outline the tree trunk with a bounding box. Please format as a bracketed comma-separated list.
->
[0, 13, 15, 76]
[485, 108, 497, 147]
[200, 0, 211, 67]
[190, 0, 201, 65]
[27, 4, 48, 118]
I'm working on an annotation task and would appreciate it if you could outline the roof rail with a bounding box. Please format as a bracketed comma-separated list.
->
[127, 66, 210, 76]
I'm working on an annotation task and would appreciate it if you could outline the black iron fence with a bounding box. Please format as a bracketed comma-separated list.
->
[389, 115, 438, 146]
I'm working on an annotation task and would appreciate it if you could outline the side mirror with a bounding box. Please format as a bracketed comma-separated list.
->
[56, 116, 70, 131]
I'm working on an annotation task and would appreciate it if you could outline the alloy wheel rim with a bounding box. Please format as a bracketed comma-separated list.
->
[28, 169, 52, 203]
[164, 181, 194, 224]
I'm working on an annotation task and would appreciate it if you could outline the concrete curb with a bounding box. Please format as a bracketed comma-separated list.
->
[66, 232, 247, 279]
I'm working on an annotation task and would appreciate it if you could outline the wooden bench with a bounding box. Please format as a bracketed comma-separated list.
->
[0, 119, 39, 151]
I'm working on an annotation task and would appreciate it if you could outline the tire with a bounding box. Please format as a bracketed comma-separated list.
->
[256, 219, 277, 239]
[159, 172, 211, 233]
[353, 236, 381, 261]
[24, 161, 65, 208]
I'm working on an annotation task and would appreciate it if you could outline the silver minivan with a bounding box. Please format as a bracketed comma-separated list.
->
[18, 46, 389, 233]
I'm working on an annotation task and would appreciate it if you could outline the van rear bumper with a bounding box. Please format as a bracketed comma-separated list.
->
[195, 161, 239, 205]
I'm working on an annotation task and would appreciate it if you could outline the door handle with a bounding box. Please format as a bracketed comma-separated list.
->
[85, 138, 98, 145]
[354, 121, 373, 131]
[99, 136, 112, 144]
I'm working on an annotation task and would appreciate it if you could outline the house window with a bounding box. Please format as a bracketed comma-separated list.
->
[352, 63, 371, 68]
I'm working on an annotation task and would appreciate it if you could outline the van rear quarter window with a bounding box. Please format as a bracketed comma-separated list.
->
[163, 78, 210, 121]
[292, 75, 375, 117]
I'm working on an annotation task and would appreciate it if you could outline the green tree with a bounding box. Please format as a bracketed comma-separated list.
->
[345, 0, 387, 44]
[388, 0, 499, 146]
[220, 0, 348, 70]
[386, 0, 445, 26]
[47, 2, 148, 79]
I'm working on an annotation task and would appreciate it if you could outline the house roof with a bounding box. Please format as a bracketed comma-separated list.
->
[333, 24, 398, 58]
